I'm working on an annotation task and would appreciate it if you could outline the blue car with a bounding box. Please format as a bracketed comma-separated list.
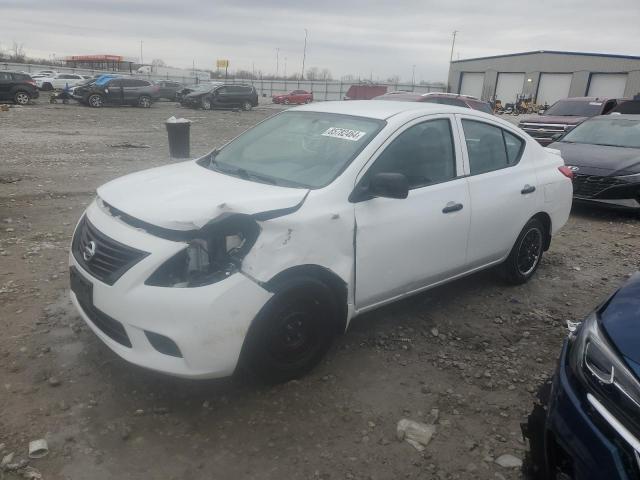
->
[536, 274, 640, 479]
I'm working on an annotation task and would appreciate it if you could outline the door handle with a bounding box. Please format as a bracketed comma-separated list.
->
[442, 202, 463, 214]
[521, 184, 536, 194]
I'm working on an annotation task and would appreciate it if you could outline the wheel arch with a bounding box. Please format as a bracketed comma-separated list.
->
[531, 212, 552, 251]
[262, 264, 349, 334]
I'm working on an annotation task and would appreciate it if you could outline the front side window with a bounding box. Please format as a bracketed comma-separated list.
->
[366, 119, 457, 189]
[204, 111, 385, 188]
[462, 120, 524, 175]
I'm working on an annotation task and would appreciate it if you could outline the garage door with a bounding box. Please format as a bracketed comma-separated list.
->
[536, 73, 572, 105]
[495, 73, 525, 104]
[587, 74, 627, 98]
[459, 72, 484, 99]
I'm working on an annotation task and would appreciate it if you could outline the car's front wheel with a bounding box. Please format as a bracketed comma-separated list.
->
[305, 98, 312, 104]
[14, 91, 30, 105]
[500, 217, 546, 285]
[201, 97, 211, 110]
[138, 95, 152, 108]
[42, 82, 53, 91]
[87, 94, 104, 108]
[240, 277, 338, 383]
[283, 98, 290, 105]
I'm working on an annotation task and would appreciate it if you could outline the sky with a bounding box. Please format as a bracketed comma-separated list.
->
[1, 0, 639, 82]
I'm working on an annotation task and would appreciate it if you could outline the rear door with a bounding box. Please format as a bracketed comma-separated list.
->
[354, 115, 471, 309]
[0, 72, 13, 99]
[456, 115, 539, 268]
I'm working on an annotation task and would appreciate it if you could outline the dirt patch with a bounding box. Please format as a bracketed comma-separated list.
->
[1, 101, 638, 480]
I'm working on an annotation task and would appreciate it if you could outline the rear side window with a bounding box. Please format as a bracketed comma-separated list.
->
[437, 97, 469, 108]
[462, 120, 524, 175]
[0, 72, 12, 80]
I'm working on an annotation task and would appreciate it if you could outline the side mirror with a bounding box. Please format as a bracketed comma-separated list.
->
[368, 173, 409, 199]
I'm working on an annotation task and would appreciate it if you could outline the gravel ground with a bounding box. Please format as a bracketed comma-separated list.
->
[0, 100, 638, 480]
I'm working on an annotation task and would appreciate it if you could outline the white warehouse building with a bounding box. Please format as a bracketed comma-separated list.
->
[447, 50, 640, 105]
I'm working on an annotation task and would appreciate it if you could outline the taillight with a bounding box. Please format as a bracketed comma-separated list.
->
[558, 166, 574, 179]
[27, 80, 36, 86]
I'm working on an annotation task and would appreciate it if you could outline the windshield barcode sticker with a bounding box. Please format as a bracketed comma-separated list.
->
[322, 127, 366, 141]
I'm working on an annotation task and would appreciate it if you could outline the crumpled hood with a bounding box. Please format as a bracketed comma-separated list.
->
[97, 160, 308, 231]
[184, 91, 207, 100]
[522, 115, 587, 126]
[548, 142, 640, 176]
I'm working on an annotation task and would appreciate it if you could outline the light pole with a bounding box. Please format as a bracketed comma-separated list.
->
[301, 28, 308, 80]
[276, 48, 280, 77]
[411, 64, 416, 88]
[140, 40, 144, 66]
[284, 57, 287, 78]
[447, 30, 458, 92]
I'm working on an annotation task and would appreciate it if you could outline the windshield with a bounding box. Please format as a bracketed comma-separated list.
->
[544, 100, 603, 117]
[204, 111, 385, 188]
[560, 117, 640, 148]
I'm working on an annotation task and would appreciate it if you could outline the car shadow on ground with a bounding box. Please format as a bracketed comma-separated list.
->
[570, 203, 639, 223]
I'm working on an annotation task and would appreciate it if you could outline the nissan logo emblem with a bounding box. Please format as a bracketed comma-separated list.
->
[83, 241, 97, 262]
[568, 166, 579, 172]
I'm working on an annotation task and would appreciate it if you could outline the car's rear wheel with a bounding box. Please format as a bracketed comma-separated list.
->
[242, 100, 253, 111]
[305, 98, 312, 104]
[14, 91, 30, 105]
[240, 277, 338, 383]
[87, 94, 104, 108]
[201, 97, 211, 110]
[138, 95, 152, 108]
[500, 217, 545, 284]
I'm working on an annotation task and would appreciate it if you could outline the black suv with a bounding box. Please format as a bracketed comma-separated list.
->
[75, 78, 161, 108]
[182, 84, 259, 110]
[0, 71, 39, 105]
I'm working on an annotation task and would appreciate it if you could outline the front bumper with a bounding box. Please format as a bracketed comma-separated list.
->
[69, 200, 272, 379]
[545, 341, 640, 479]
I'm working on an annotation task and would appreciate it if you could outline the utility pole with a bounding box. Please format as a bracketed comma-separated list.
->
[447, 30, 458, 92]
[449, 30, 458, 64]
[301, 28, 308, 80]
[140, 40, 144, 66]
[276, 48, 280, 77]
[411, 64, 416, 87]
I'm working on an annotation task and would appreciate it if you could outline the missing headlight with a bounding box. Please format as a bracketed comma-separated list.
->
[145, 213, 259, 288]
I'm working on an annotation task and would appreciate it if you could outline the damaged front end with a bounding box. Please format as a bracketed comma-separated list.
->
[99, 198, 261, 288]
[144, 213, 260, 287]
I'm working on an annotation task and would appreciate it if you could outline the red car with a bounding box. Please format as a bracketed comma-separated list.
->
[272, 90, 313, 105]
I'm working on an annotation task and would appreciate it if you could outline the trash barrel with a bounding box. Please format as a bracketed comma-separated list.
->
[165, 116, 191, 158]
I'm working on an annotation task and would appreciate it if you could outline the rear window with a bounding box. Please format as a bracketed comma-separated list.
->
[610, 101, 640, 115]
[468, 101, 493, 114]
[544, 100, 603, 117]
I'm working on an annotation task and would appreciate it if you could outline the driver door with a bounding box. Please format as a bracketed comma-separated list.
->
[354, 115, 471, 309]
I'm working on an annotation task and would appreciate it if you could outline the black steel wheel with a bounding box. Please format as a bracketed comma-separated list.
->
[500, 217, 546, 285]
[240, 277, 338, 383]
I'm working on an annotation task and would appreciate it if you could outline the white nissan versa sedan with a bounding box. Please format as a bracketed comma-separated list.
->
[69, 101, 573, 382]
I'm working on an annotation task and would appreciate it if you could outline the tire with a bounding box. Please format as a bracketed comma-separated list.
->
[240, 277, 339, 383]
[42, 83, 53, 91]
[138, 95, 152, 108]
[305, 98, 312, 104]
[87, 94, 104, 108]
[283, 98, 290, 105]
[201, 97, 211, 110]
[500, 218, 546, 285]
[242, 100, 253, 111]
[14, 91, 30, 105]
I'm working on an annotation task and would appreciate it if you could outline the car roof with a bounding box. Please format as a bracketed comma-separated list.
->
[560, 96, 615, 102]
[293, 99, 476, 120]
